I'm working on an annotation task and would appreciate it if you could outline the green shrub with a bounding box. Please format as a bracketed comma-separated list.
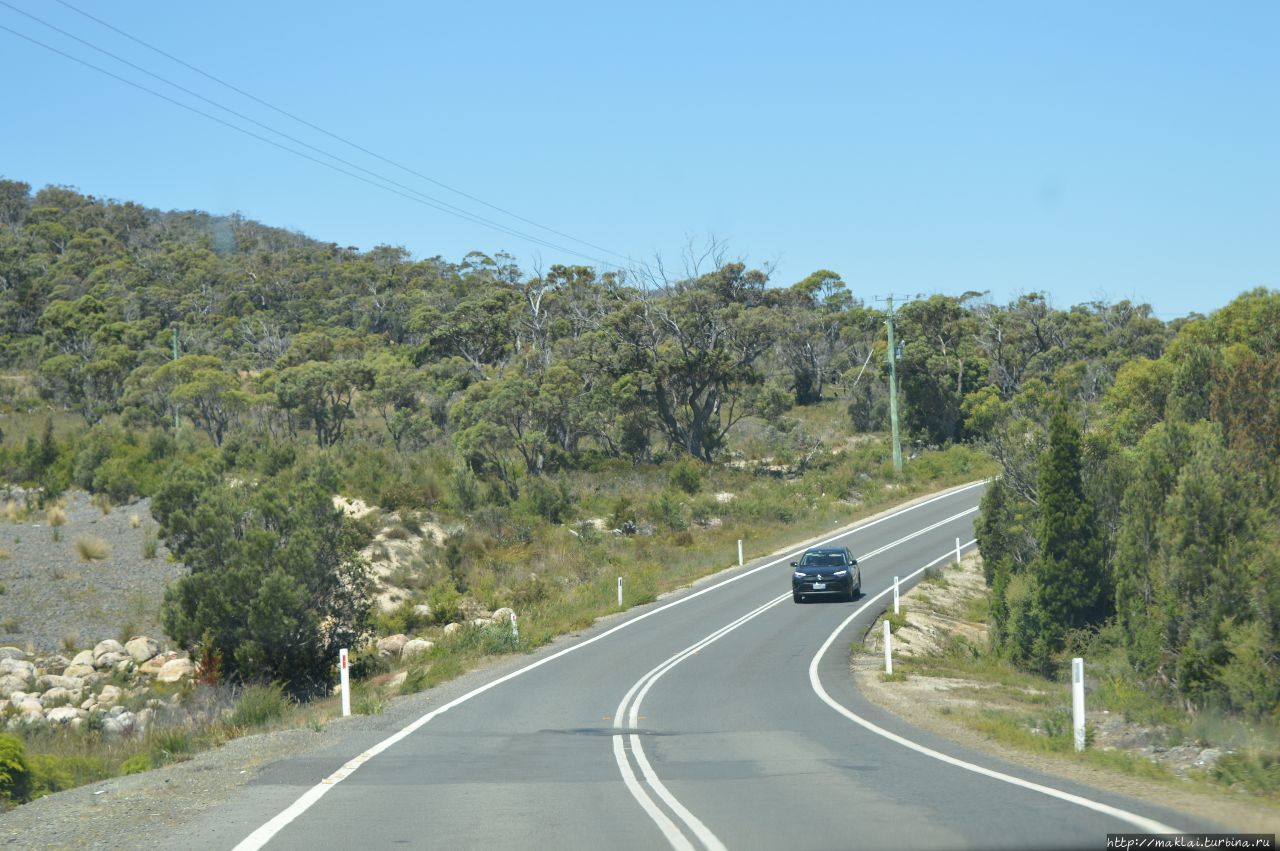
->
[479, 624, 525, 655]
[1212, 752, 1280, 795]
[351, 682, 384, 715]
[119, 753, 151, 775]
[230, 683, 291, 729]
[27, 754, 74, 797]
[426, 582, 463, 625]
[374, 599, 430, 637]
[148, 729, 193, 766]
[668, 459, 703, 495]
[648, 491, 688, 531]
[518, 476, 573, 523]
[0, 733, 31, 805]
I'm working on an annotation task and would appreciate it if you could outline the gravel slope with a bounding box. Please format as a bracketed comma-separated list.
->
[0, 489, 181, 653]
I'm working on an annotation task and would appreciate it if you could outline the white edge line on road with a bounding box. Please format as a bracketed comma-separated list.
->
[609, 506, 978, 850]
[234, 481, 987, 850]
[807, 542, 1185, 837]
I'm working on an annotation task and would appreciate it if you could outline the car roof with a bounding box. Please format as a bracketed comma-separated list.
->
[804, 547, 845, 554]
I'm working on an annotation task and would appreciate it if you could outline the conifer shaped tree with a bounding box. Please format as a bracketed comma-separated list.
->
[1033, 409, 1107, 650]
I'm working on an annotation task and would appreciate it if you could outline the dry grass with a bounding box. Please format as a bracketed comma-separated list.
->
[2, 500, 26, 523]
[75, 536, 110, 561]
[46, 505, 67, 527]
[90, 494, 111, 515]
[128, 513, 141, 529]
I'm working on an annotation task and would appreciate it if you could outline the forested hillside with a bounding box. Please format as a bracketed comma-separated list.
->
[1, 178, 1274, 721]
[973, 289, 1280, 722]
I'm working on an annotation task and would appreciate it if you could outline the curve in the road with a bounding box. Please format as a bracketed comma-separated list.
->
[806, 544, 1183, 837]
[234, 482, 987, 851]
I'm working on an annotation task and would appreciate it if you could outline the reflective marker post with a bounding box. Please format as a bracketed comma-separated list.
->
[510, 612, 519, 640]
[1072, 657, 1086, 751]
[738, 539, 744, 567]
[893, 576, 900, 615]
[956, 537, 961, 565]
[884, 620, 893, 675]
[339, 648, 350, 717]
[617, 576, 623, 608]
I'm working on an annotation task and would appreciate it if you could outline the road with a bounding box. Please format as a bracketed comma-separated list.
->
[188, 482, 1216, 850]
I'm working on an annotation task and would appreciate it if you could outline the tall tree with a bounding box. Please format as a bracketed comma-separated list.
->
[1032, 409, 1108, 647]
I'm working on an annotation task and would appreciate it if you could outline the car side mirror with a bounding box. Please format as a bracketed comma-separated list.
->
[850, 559, 858, 566]
[789, 562, 798, 567]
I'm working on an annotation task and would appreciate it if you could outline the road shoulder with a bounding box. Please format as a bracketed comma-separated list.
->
[851, 558, 1280, 835]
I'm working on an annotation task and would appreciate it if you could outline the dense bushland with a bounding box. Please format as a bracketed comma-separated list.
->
[973, 289, 1280, 726]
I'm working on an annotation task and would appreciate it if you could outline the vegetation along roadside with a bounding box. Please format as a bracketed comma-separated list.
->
[1, 182, 1275, 812]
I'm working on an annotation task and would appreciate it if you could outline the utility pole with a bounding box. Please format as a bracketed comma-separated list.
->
[171, 324, 180, 430]
[884, 297, 903, 474]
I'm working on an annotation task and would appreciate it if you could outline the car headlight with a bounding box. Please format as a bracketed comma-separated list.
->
[833, 569, 847, 576]
[793, 571, 806, 579]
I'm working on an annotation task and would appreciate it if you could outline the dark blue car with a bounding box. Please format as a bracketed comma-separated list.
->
[791, 546, 861, 603]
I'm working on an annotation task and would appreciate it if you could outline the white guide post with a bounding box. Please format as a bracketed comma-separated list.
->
[893, 576, 900, 615]
[956, 536, 961, 565]
[883, 619, 893, 675]
[617, 576, 623, 608]
[738, 539, 744, 567]
[339, 648, 351, 717]
[510, 612, 519, 639]
[1072, 657, 1086, 751]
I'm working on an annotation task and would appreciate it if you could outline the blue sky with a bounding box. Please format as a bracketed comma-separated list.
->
[2, 0, 1276, 318]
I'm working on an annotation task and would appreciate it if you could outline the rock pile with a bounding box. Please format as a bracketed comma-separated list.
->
[0, 636, 194, 734]
[372, 606, 518, 660]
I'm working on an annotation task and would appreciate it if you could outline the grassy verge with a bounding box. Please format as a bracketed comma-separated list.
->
[863, 555, 1280, 808]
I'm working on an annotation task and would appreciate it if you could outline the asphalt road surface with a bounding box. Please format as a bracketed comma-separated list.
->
[189, 482, 1218, 850]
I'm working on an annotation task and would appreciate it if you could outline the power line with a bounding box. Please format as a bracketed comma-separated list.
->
[50, 0, 641, 268]
[0, 10, 629, 270]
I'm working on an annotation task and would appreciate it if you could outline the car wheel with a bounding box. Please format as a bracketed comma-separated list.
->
[844, 584, 856, 602]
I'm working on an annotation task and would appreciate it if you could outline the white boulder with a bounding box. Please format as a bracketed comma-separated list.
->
[0, 674, 28, 699]
[376, 634, 408, 657]
[96, 684, 124, 708]
[0, 658, 36, 680]
[125, 636, 159, 664]
[0, 647, 25, 661]
[36, 674, 84, 692]
[491, 607, 516, 625]
[36, 655, 70, 673]
[156, 658, 194, 683]
[71, 650, 95, 667]
[46, 706, 81, 726]
[64, 664, 95, 678]
[95, 651, 130, 670]
[442, 622, 463, 636]
[40, 687, 78, 707]
[92, 639, 125, 661]
[401, 639, 434, 659]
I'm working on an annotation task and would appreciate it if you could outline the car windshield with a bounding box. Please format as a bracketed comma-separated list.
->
[800, 553, 845, 567]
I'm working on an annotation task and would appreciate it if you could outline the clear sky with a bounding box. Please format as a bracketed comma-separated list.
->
[2, 0, 1276, 318]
